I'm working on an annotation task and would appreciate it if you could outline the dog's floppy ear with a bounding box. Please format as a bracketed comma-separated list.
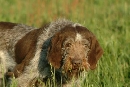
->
[47, 32, 63, 69]
[88, 36, 103, 70]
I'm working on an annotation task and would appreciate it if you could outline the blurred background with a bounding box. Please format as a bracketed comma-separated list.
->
[0, 0, 130, 87]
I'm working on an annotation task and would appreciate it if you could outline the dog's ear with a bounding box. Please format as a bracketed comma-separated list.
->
[88, 36, 103, 70]
[47, 32, 63, 69]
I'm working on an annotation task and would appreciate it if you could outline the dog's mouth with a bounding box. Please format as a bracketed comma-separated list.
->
[71, 69, 80, 73]
[65, 67, 84, 78]
[69, 67, 83, 73]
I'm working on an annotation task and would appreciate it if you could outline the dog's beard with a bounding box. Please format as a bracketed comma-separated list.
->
[60, 47, 88, 80]
[61, 58, 85, 79]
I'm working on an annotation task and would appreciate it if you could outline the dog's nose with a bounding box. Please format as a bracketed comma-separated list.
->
[72, 59, 82, 66]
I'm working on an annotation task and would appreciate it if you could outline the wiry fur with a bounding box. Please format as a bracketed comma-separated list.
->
[0, 23, 36, 75]
[0, 23, 37, 86]
[0, 19, 103, 87]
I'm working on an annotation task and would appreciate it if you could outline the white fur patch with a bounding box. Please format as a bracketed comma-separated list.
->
[0, 51, 6, 77]
[75, 33, 82, 41]
[0, 51, 16, 79]
[16, 50, 40, 87]
[72, 23, 81, 27]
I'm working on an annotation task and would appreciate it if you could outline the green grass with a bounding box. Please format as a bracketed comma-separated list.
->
[0, 0, 130, 87]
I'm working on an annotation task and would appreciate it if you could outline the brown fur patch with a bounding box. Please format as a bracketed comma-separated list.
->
[13, 28, 43, 77]
[88, 37, 103, 69]
[0, 22, 17, 29]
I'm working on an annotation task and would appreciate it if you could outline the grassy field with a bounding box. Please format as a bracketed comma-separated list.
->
[0, 0, 130, 87]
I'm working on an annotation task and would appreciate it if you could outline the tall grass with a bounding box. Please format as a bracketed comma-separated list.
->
[0, 0, 130, 87]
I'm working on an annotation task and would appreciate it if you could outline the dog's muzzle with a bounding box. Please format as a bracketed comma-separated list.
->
[71, 59, 82, 72]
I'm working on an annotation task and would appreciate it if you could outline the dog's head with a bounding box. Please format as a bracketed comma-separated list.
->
[47, 25, 103, 77]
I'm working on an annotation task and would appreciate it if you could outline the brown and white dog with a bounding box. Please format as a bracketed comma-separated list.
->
[0, 19, 103, 87]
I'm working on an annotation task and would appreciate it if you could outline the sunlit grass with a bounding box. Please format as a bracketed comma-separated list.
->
[0, 0, 130, 87]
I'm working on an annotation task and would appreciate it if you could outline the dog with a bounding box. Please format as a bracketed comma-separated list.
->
[0, 19, 103, 87]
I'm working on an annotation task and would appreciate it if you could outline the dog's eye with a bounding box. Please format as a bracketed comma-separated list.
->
[65, 43, 72, 47]
[84, 44, 88, 47]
